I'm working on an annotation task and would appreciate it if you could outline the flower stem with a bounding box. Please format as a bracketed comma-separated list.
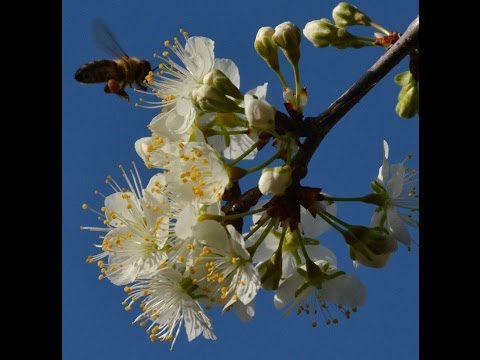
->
[313, 203, 349, 235]
[370, 22, 391, 36]
[243, 149, 282, 175]
[247, 219, 275, 256]
[322, 195, 370, 202]
[292, 63, 302, 109]
[228, 139, 262, 167]
[198, 207, 266, 222]
[294, 228, 313, 264]
[244, 214, 270, 241]
[354, 35, 377, 43]
[208, 129, 249, 136]
[274, 69, 289, 88]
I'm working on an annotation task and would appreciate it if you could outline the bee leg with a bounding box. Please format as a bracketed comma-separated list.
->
[115, 89, 130, 102]
[135, 80, 148, 91]
[107, 79, 121, 93]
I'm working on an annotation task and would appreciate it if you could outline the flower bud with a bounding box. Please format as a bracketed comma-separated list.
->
[258, 165, 292, 196]
[244, 94, 275, 132]
[254, 27, 280, 72]
[394, 71, 419, 119]
[273, 22, 302, 65]
[192, 84, 241, 113]
[203, 69, 243, 100]
[303, 19, 369, 49]
[344, 225, 397, 268]
[257, 254, 282, 290]
[332, 2, 372, 27]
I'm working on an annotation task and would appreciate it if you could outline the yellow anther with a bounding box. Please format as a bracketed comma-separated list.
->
[140, 321, 147, 327]
[98, 274, 105, 280]
[82, 203, 88, 210]
[124, 286, 132, 294]
[101, 206, 106, 212]
[125, 305, 132, 311]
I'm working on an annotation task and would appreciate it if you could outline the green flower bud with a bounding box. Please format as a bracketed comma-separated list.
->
[344, 225, 397, 268]
[303, 18, 369, 49]
[273, 21, 302, 65]
[257, 253, 283, 290]
[203, 69, 243, 100]
[394, 71, 419, 119]
[192, 84, 241, 113]
[332, 2, 372, 27]
[254, 27, 280, 72]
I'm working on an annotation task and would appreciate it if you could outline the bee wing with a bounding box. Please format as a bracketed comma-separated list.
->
[91, 18, 129, 59]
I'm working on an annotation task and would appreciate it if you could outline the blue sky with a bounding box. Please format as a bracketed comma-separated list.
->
[62, 0, 419, 359]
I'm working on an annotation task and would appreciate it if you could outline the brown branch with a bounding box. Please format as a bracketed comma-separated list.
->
[223, 16, 419, 217]
[292, 16, 419, 181]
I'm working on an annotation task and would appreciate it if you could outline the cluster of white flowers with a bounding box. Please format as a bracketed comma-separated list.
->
[82, 11, 418, 350]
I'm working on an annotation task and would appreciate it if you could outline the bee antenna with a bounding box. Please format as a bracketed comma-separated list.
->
[151, 65, 159, 72]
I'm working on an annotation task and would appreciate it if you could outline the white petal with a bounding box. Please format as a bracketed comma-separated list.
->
[306, 244, 337, 266]
[167, 108, 196, 135]
[232, 301, 255, 322]
[175, 205, 197, 239]
[377, 140, 390, 184]
[134, 137, 152, 163]
[184, 36, 215, 79]
[226, 225, 250, 259]
[274, 271, 304, 309]
[214, 58, 240, 88]
[251, 232, 278, 263]
[300, 201, 336, 237]
[386, 207, 412, 246]
[104, 192, 137, 227]
[106, 255, 138, 285]
[281, 254, 296, 277]
[386, 163, 406, 199]
[223, 134, 258, 160]
[370, 209, 385, 228]
[195, 220, 228, 248]
[183, 305, 203, 341]
[236, 265, 260, 305]
[320, 274, 367, 307]
[246, 83, 268, 100]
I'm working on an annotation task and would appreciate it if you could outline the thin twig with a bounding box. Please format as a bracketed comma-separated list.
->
[292, 16, 419, 180]
[222, 16, 419, 216]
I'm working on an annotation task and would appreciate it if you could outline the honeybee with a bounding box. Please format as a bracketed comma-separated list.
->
[74, 19, 151, 102]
